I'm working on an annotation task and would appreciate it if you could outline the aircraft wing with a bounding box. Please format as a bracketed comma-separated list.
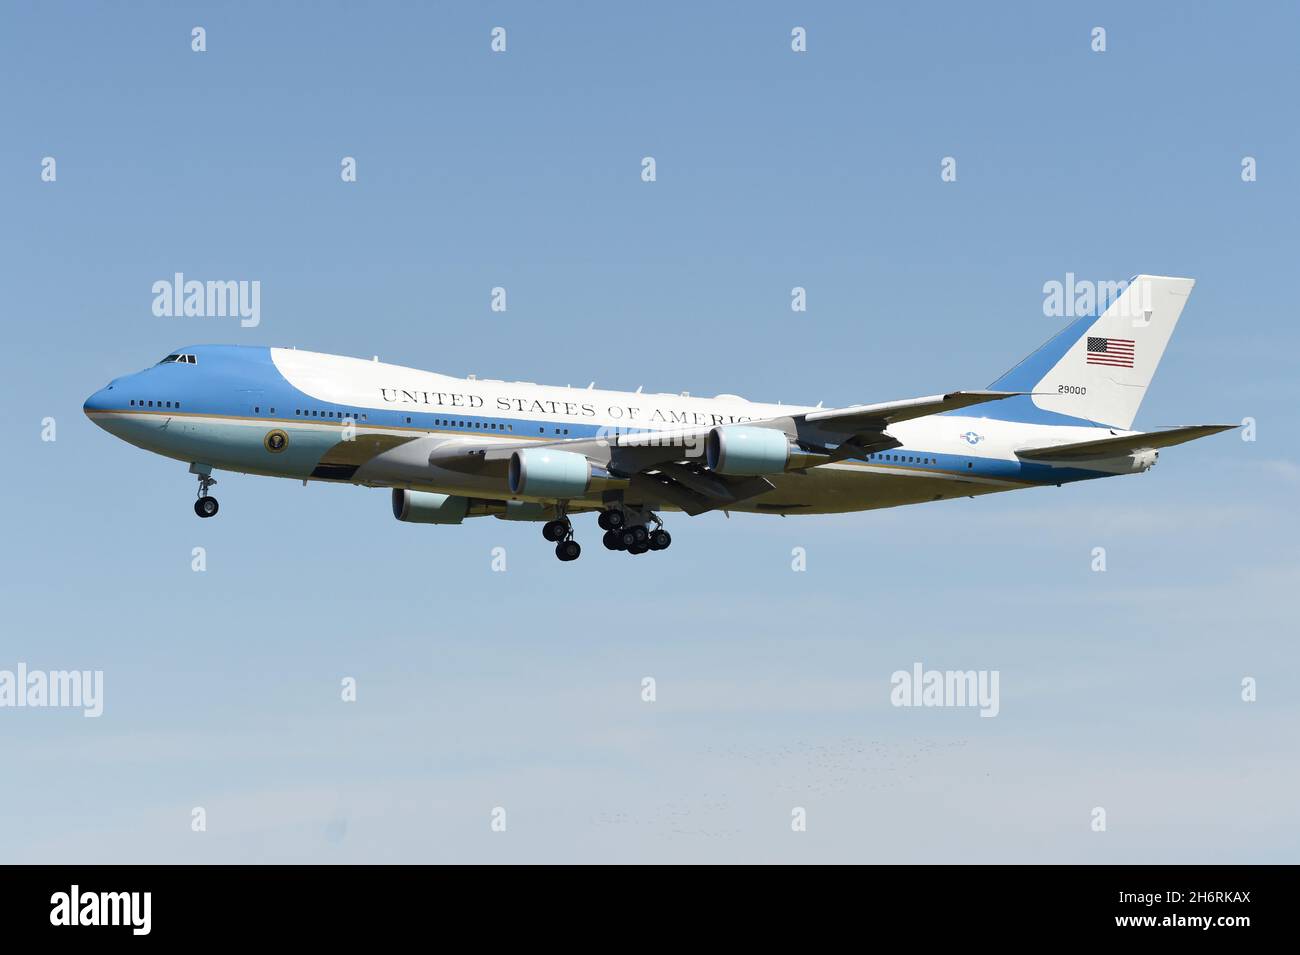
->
[800, 390, 1024, 433]
[419, 389, 1025, 514]
[793, 390, 1025, 463]
[1015, 424, 1238, 461]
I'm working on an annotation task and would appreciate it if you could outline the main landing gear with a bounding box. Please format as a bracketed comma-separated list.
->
[542, 503, 673, 561]
[599, 507, 671, 556]
[542, 511, 581, 562]
[193, 471, 219, 519]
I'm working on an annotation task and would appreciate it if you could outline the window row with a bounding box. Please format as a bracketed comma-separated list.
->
[243, 407, 583, 436]
[868, 452, 974, 471]
[131, 399, 180, 409]
[432, 419, 516, 432]
[292, 409, 368, 420]
[871, 452, 937, 466]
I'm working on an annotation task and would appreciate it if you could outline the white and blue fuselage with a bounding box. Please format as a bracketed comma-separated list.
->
[84, 344, 1138, 515]
[82, 276, 1228, 549]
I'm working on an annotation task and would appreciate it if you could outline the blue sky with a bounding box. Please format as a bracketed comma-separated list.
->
[1, 1, 1297, 862]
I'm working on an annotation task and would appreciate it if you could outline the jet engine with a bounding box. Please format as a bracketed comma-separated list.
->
[706, 425, 796, 476]
[391, 489, 469, 524]
[508, 449, 592, 498]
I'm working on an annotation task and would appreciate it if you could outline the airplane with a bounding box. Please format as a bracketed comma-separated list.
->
[84, 274, 1234, 561]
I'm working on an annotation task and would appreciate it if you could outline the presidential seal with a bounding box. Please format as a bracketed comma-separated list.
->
[264, 429, 289, 453]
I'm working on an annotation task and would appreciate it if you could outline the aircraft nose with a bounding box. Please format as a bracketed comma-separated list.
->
[83, 384, 116, 416]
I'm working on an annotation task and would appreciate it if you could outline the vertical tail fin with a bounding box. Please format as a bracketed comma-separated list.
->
[984, 275, 1195, 430]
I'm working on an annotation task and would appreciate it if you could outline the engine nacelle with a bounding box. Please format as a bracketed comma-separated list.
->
[706, 425, 793, 476]
[391, 489, 469, 524]
[508, 449, 591, 498]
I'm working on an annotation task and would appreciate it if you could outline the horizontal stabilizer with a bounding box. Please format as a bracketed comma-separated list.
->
[1015, 424, 1237, 461]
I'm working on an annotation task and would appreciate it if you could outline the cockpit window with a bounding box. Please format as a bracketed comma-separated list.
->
[158, 354, 197, 365]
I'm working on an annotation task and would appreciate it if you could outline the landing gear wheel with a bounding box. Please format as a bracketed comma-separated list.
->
[602, 529, 622, 551]
[555, 540, 581, 561]
[628, 541, 650, 555]
[193, 469, 219, 517]
[542, 519, 569, 542]
[630, 525, 649, 546]
[598, 509, 625, 531]
[649, 529, 671, 551]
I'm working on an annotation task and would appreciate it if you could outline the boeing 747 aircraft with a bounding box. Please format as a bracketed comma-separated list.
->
[84, 275, 1233, 560]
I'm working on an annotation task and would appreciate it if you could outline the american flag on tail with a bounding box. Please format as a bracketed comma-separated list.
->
[1086, 336, 1135, 368]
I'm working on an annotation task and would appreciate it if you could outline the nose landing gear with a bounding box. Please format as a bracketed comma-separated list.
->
[193, 470, 219, 518]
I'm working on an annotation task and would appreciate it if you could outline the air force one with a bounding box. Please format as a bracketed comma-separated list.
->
[84, 275, 1233, 561]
